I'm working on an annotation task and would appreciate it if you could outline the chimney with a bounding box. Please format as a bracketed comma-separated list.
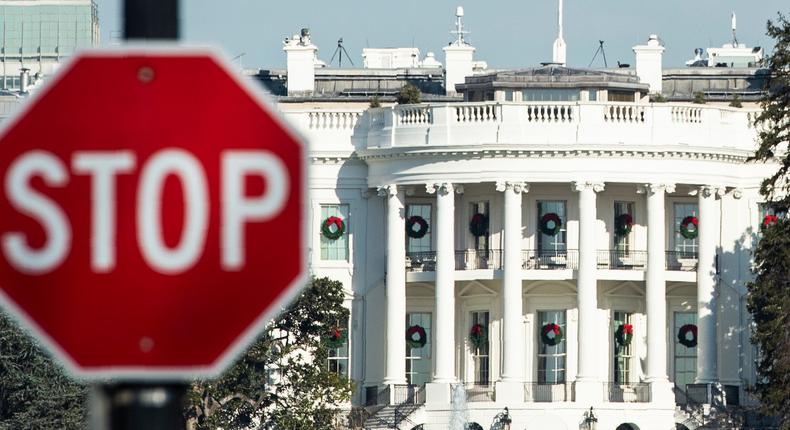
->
[283, 28, 318, 96]
[20, 68, 30, 93]
[633, 34, 665, 94]
[443, 6, 475, 96]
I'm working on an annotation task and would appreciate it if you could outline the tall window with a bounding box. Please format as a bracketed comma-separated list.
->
[614, 201, 634, 253]
[537, 201, 567, 252]
[674, 312, 698, 389]
[406, 204, 432, 253]
[673, 203, 698, 255]
[470, 201, 490, 253]
[327, 318, 349, 378]
[613, 311, 633, 384]
[320, 204, 350, 261]
[406, 312, 432, 386]
[522, 89, 580, 102]
[537, 310, 566, 384]
[470, 311, 490, 385]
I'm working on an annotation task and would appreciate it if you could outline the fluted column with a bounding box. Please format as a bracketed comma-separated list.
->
[696, 185, 720, 383]
[572, 181, 604, 387]
[495, 181, 529, 382]
[644, 183, 674, 384]
[427, 182, 459, 383]
[379, 185, 407, 386]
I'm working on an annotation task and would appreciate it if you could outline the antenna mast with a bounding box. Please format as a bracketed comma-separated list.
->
[450, 6, 469, 45]
[731, 12, 738, 46]
[552, 0, 567, 66]
[329, 37, 355, 67]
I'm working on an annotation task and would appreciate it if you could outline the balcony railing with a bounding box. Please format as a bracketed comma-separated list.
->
[405, 251, 436, 272]
[406, 249, 701, 272]
[604, 382, 650, 402]
[597, 250, 648, 270]
[465, 383, 495, 402]
[524, 382, 572, 402]
[455, 249, 503, 270]
[665, 251, 699, 271]
[392, 384, 426, 405]
[522, 250, 579, 270]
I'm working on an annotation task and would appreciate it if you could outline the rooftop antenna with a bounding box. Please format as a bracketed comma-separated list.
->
[450, 6, 469, 45]
[330, 37, 355, 67]
[588, 40, 608, 68]
[552, 0, 567, 66]
[731, 12, 739, 46]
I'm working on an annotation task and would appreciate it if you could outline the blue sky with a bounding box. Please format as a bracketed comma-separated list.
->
[97, 1, 787, 69]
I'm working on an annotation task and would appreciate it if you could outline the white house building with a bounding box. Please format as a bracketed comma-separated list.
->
[263, 6, 777, 430]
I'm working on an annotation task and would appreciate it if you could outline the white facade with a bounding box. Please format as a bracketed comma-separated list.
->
[280, 93, 769, 429]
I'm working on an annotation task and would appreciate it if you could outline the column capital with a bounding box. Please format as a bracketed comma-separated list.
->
[376, 184, 398, 197]
[639, 183, 676, 195]
[571, 181, 605, 193]
[495, 181, 530, 194]
[699, 185, 726, 199]
[425, 182, 455, 196]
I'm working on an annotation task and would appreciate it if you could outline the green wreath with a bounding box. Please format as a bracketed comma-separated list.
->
[678, 324, 698, 348]
[321, 216, 345, 240]
[679, 216, 698, 240]
[539, 213, 562, 236]
[614, 213, 634, 237]
[406, 216, 429, 239]
[469, 323, 487, 350]
[325, 327, 347, 349]
[615, 323, 633, 347]
[469, 213, 489, 237]
[406, 325, 427, 349]
[540, 323, 563, 346]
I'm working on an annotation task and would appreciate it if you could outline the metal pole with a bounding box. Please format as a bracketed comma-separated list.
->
[123, 0, 179, 40]
[92, 384, 189, 430]
[91, 4, 186, 430]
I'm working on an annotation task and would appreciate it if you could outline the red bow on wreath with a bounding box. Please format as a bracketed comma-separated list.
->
[330, 327, 342, 340]
[622, 324, 633, 335]
[471, 325, 483, 336]
[763, 214, 778, 227]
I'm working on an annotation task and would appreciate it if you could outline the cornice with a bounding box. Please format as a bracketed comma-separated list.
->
[356, 144, 752, 164]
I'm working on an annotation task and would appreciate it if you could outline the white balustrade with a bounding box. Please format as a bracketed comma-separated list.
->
[396, 105, 432, 125]
[671, 106, 703, 124]
[603, 103, 646, 123]
[525, 104, 575, 123]
[307, 110, 362, 130]
[455, 103, 500, 123]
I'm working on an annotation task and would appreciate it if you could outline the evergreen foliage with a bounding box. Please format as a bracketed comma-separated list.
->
[396, 83, 421, 104]
[369, 96, 381, 108]
[746, 11, 790, 430]
[185, 277, 353, 430]
[692, 91, 706, 104]
[729, 94, 743, 108]
[0, 313, 88, 429]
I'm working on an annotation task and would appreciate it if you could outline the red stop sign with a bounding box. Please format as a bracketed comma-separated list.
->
[0, 49, 307, 379]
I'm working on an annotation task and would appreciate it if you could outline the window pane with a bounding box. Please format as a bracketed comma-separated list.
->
[673, 312, 698, 389]
[407, 204, 432, 253]
[538, 201, 567, 252]
[406, 312, 432, 386]
[320, 204, 349, 261]
[673, 203, 698, 254]
[471, 311, 490, 384]
[537, 310, 566, 384]
[614, 202, 634, 252]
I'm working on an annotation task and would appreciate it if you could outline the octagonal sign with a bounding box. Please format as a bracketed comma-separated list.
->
[0, 48, 307, 380]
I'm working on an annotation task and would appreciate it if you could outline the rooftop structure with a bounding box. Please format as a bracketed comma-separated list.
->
[0, 0, 99, 90]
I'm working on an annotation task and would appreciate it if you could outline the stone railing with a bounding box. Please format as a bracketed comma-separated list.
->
[360, 101, 758, 151]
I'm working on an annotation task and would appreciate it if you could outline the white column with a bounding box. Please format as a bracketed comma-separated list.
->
[379, 185, 407, 386]
[696, 185, 720, 383]
[572, 181, 604, 387]
[496, 181, 529, 383]
[644, 183, 675, 403]
[427, 182, 457, 383]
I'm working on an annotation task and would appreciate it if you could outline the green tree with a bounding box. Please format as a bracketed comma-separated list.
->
[692, 91, 707, 104]
[729, 94, 743, 108]
[746, 11, 790, 430]
[0, 313, 87, 430]
[186, 277, 353, 430]
[396, 83, 421, 104]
